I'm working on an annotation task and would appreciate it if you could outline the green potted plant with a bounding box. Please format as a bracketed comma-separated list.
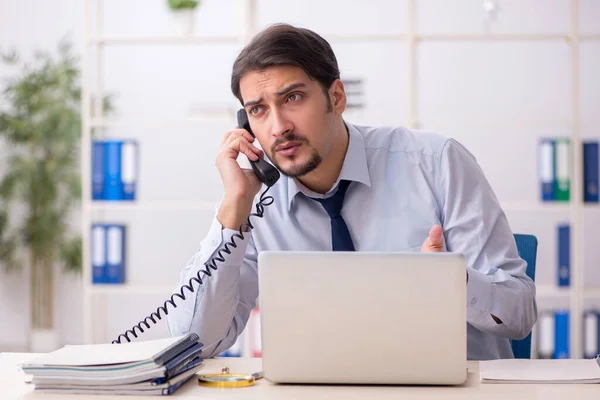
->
[167, 0, 200, 36]
[0, 39, 112, 352]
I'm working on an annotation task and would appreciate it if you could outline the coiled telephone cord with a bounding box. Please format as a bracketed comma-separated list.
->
[112, 186, 274, 344]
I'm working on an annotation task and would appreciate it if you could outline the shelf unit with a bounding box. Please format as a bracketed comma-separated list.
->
[81, 0, 258, 348]
[89, 116, 236, 128]
[81, 0, 598, 358]
[89, 284, 176, 296]
[89, 201, 216, 212]
[89, 35, 240, 45]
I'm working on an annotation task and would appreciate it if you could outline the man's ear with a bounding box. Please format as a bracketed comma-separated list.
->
[329, 79, 346, 115]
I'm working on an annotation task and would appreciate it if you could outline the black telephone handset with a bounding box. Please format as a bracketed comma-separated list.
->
[112, 110, 278, 345]
[236, 109, 280, 188]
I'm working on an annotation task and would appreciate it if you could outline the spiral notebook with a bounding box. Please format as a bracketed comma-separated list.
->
[33, 363, 203, 396]
[20, 333, 203, 395]
[25, 342, 203, 384]
[21, 333, 199, 370]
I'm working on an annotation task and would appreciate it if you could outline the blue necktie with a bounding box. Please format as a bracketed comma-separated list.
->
[314, 180, 355, 251]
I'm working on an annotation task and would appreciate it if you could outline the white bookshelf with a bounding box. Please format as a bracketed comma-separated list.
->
[81, 0, 598, 358]
[89, 35, 240, 45]
[89, 201, 216, 212]
[89, 284, 176, 295]
[80, 0, 258, 351]
[90, 116, 236, 128]
[584, 288, 600, 299]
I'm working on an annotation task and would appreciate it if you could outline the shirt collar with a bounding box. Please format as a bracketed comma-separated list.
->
[286, 121, 371, 211]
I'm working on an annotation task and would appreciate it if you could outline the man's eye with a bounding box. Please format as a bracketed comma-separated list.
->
[250, 106, 262, 115]
[287, 93, 302, 102]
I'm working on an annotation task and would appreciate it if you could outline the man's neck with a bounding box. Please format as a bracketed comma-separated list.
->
[298, 122, 349, 194]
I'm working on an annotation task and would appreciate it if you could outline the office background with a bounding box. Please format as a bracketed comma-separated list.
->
[0, 0, 599, 358]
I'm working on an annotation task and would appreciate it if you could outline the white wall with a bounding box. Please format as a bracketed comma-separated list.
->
[0, 0, 599, 349]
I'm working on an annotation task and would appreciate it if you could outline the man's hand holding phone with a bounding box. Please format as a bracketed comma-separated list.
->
[216, 127, 264, 230]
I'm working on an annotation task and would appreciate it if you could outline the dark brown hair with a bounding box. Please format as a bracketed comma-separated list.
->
[231, 23, 340, 107]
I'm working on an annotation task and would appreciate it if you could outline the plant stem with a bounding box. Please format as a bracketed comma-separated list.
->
[30, 250, 37, 330]
[37, 258, 42, 329]
[46, 253, 54, 330]
[38, 259, 43, 329]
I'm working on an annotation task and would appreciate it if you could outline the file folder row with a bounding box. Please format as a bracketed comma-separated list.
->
[536, 310, 600, 359]
[91, 223, 126, 284]
[92, 139, 139, 201]
[539, 139, 600, 203]
[539, 138, 570, 202]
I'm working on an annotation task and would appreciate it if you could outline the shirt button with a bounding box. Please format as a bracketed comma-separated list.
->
[470, 298, 477, 305]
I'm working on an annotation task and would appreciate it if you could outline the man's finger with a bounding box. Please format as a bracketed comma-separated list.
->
[222, 129, 255, 146]
[428, 225, 443, 247]
[421, 224, 444, 252]
[230, 138, 261, 161]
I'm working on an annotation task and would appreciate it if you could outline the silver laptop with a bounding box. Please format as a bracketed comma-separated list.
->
[257, 251, 467, 385]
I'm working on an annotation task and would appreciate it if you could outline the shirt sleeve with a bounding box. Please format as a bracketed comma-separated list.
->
[437, 138, 538, 340]
[165, 204, 259, 358]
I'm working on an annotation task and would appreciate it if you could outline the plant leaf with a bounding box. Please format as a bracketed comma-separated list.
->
[0, 38, 115, 277]
[59, 237, 82, 274]
[0, 208, 21, 272]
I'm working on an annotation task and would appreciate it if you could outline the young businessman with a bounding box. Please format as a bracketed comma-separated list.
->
[166, 23, 538, 360]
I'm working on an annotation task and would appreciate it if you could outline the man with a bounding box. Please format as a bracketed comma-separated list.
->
[166, 23, 537, 360]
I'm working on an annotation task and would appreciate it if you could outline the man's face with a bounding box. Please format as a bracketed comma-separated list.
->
[239, 65, 341, 178]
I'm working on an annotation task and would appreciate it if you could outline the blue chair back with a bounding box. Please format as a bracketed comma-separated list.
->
[510, 234, 538, 359]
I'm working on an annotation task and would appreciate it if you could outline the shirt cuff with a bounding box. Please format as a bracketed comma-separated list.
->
[466, 268, 498, 329]
[201, 217, 252, 269]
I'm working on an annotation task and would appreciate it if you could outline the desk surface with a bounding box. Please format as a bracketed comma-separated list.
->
[2, 353, 599, 399]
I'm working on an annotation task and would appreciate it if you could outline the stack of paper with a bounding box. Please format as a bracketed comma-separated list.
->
[19, 333, 204, 396]
[480, 358, 600, 384]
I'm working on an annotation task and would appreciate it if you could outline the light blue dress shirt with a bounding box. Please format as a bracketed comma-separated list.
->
[166, 122, 538, 360]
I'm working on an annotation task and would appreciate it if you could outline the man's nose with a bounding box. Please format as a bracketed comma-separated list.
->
[270, 109, 293, 137]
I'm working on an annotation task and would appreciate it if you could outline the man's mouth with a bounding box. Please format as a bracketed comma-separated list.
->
[276, 142, 302, 156]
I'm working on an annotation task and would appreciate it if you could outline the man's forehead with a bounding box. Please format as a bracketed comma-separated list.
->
[240, 66, 313, 96]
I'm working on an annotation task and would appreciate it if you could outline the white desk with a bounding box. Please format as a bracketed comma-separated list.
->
[1, 353, 598, 399]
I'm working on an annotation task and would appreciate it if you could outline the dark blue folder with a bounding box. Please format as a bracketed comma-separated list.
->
[583, 141, 599, 202]
[157, 342, 203, 381]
